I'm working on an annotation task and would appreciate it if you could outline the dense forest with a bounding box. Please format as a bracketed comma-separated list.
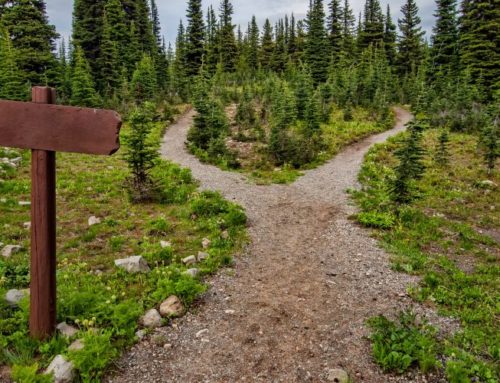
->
[0, 0, 499, 382]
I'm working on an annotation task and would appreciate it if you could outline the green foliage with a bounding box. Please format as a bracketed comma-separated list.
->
[305, 0, 329, 85]
[123, 102, 159, 201]
[397, 0, 425, 76]
[70, 46, 100, 107]
[11, 364, 52, 383]
[479, 123, 499, 173]
[368, 311, 441, 374]
[131, 54, 157, 103]
[435, 129, 450, 166]
[357, 211, 395, 229]
[0, 27, 27, 100]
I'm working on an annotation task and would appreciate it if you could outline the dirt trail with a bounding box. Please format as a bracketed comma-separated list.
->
[109, 109, 422, 383]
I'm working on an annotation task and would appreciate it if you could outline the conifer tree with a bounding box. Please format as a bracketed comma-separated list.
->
[459, 0, 500, 97]
[435, 129, 450, 166]
[397, 0, 425, 75]
[341, 0, 356, 57]
[204, 6, 219, 75]
[430, 0, 458, 79]
[288, 14, 298, 60]
[328, 0, 343, 60]
[247, 16, 260, 70]
[0, 27, 27, 100]
[359, 0, 384, 49]
[131, 54, 157, 103]
[98, 10, 120, 96]
[384, 5, 397, 65]
[480, 123, 499, 173]
[0, 0, 58, 85]
[186, 0, 205, 76]
[305, 0, 330, 85]
[71, 46, 100, 107]
[219, 0, 238, 72]
[103, 0, 130, 70]
[173, 20, 188, 98]
[260, 19, 274, 71]
[272, 20, 287, 73]
[294, 68, 314, 120]
[150, 0, 161, 46]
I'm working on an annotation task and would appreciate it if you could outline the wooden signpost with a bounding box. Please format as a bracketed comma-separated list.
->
[0, 87, 122, 339]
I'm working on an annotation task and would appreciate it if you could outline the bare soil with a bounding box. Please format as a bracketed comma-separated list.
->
[107, 108, 446, 383]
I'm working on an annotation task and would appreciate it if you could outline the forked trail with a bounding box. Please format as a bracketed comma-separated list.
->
[109, 109, 420, 382]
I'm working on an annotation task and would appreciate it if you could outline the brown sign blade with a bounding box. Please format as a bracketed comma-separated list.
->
[0, 100, 122, 155]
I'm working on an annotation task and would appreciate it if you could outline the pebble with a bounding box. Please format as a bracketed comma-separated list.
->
[197, 251, 209, 261]
[195, 329, 209, 338]
[56, 322, 79, 338]
[18, 201, 31, 206]
[1, 245, 23, 258]
[202, 238, 211, 249]
[44, 355, 75, 383]
[159, 296, 185, 317]
[115, 256, 151, 274]
[68, 339, 85, 351]
[141, 309, 162, 328]
[88, 216, 101, 226]
[184, 268, 199, 278]
[5, 289, 29, 306]
[182, 255, 197, 265]
[160, 240, 172, 248]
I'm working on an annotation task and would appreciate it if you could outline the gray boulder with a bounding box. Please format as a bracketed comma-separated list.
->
[159, 295, 185, 317]
[115, 256, 150, 273]
[45, 355, 75, 383]
[141, 309, 162, 328]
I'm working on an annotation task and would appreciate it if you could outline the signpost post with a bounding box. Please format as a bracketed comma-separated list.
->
[0, 87, 122, 339]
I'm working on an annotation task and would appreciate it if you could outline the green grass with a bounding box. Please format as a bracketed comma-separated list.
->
[353, 129, 499, 382]
[0, 111, 247, 381]
[191, 105, 394, 185]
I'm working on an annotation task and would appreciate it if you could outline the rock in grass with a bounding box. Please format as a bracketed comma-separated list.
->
[184, 268, 199, 278]
[1, 245, 23, 258]
[56, 322, 79, 338]
[23, 222, 31, 230]
[160, 240, 172, 248]
[88, 216, 101, 226]
[114, 256, 150, 274]
[221, 230, 230, 240]
[197, 251, 209, 262]
[18, 201, 31, 206]
[479, 180, 498, 189]
[141, 309, 162, 328]
[5, 289, 28, 306]
[45, 355, 75, 383]
[202, 238, 211, 249]
[326, 368, 349, 383]
[135, 329, 147, 340]
[159, 295, 185, 317]
[68, 339, 84, 351]
[182, 255, 197, 265]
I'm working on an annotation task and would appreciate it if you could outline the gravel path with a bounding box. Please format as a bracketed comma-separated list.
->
[108, 109, 435, 383]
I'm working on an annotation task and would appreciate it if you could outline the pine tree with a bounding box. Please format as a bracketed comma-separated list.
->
[305, 0, 330, 85]
[328, 0, 343, 59]
[459, 0, 500, 98]
[173, 20, 188, 98]
[435, 129, 450, 166]
[131, 54, 157, 103]
[391, 121, 426, 203]
[247, 16, 260, 70]
[219, 0, 238, 72]
[98, 9, 120, 96]
[397, 0, 425, 75]
[0, 0, 59, 85]
[0, 27, 27, 100]
[341, 0, 356, 57]
[186, 0, 205, 76]
[359, 0, 384, 49]
[384, 5, 397, 65]
[260, 19, 274, 71]
[104, 0, 130, 67]
[288, 14, 298, 60]
[272, 20, 287, 73]
[150, 0, 161, 46]
[204, 6, 219, 75]
[71, 46, 100, 107]
[480, 123, 499, 173]
[294, 67, 314, 120]
[430, 0, 458, 79]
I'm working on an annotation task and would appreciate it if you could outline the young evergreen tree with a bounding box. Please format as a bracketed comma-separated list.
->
[305, 0, 330, 85]
[260, 19, 274, 71]
[397, 0, 425, 75]
[359, 0, 384, 49]
[480, 123, 499, 173]
[98, 10, 120, 96]
[204, 5, 220, 75]
[186, 0, 205, 76]
[0, 27, 27, 100]
[341, 0, 356, 57]
[272, 20, 287, 73]
[219, 0, 238, 72]
[391, 121, 426, 203]
[328, 0, 343, 60]
[430, 0, 458, 79]
[247, 16, 260, 70]
[71, 46, 100, 107]
[435, 129, 450, 166]
[131, 54, 157, 103]
[173, 20, 188, 98]
[0, 0, 58, 85]
[384, 5, 397, 66]
[459, 0, 500, 98]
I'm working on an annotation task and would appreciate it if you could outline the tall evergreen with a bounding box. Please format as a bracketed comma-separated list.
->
[384, 5, 397, 65]
[150, 0, 161, 46]
[0, 27, 27, 100]
[98, 9, 120, 95]
[247, 16, 260, 70]
[219, 0, 238, 72]
[186, 0, 205, 76]
[272, 20, 287, 73]
[359, 0, 384, 49]
[341, 0, 356, 57]
[430, 0, 458, 78]
[397, 0, 425, 75]
[71, 46, 99, 107]
[131, 54, 157, 102]
[328, 0, 343, 59]
[0, 0, 58, 85]
[459, 0, 500, 97]
[103, 0, 130, 69]
[260, 19, 274, 71]
[305, 0, 330, 85]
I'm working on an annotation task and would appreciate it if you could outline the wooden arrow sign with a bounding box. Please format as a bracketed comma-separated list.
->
[0, 99, 121, 155]
[0, 87, 122, 340]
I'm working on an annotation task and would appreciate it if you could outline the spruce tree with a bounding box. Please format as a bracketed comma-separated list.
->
[98, 10, 120, 96]
[359, 0, 384, 49]
[71, 46, 100, 107]
[459, 0, 500, 98]
[186, 0, 205, 76]
[305, 0, 330, 85]
[480, 123, 499, 173]
[430, 0, 458, 79]
[272, 20, 287, 73]
[260, 19, 274, 71]
[384, 5, 397, 66]
[435, 129, 450, 166]
[204, 6, 219, 75]
[0, 27, 27, 100]
[341, 0, 356, 57]
[328, 0, 343, 59]
[0, 0, 58, 85]
[173, 20, 188, 98]
[219, 0, 238, 72]
[397, 0, 425, 75]
[131, 54, 157, 103]
[247, 16, 260, 70]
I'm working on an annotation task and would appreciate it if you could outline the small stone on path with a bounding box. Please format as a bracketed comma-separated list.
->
[326, 368, 349, 383]
[159, 295, 185, 317]
[195, 329, 209, 338]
